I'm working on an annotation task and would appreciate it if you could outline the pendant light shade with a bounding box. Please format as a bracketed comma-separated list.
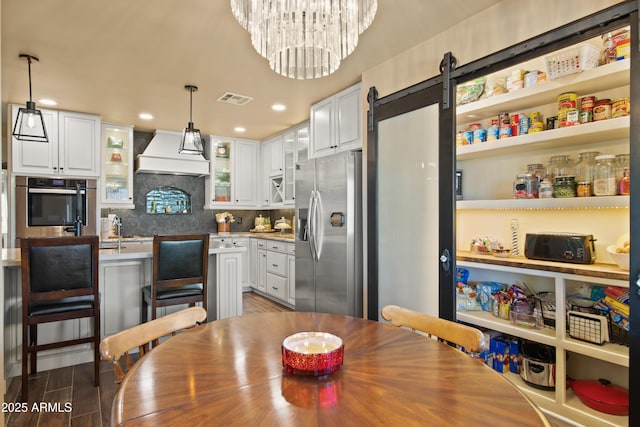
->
[179, 85, 204, 155]
[13, 54, 48, 143]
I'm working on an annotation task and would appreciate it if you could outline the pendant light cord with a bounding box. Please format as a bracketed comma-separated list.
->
[27, 57, 33, 102]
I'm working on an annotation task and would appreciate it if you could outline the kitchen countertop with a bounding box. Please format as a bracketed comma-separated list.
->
[2, 233, 293, 267]
[457, 250, 629, 281]
[2, 241, 247, 267]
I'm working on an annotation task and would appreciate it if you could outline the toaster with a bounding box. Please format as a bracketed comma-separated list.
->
[524, 233, 596, 264]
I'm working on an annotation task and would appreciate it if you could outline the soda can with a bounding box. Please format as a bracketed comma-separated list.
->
[463, 130, 474, 145]
[499, 125, 512, 139]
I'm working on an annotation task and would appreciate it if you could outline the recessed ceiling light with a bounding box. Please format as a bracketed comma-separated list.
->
[139, 113, 153, 120]
[234, 126, 246, 133]
[271, 103, 286, 111]
[38, 98, 57, 106]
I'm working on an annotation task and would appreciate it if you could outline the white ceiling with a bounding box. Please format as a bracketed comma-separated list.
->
[2, 0, 502, 141]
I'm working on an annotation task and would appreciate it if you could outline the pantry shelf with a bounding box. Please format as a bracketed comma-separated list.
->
[456, 59, 630, 121]
[457, 311, 557, 346]
[456, 116, 629, 161]
[456, 195, 629, 211]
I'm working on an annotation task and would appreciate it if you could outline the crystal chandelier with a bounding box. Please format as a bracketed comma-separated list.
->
[231, 0, 378, 79]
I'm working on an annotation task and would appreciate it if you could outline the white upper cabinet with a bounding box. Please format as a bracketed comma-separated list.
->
[205, 136, 259, 209]
[101, 122, 134, 208]
[10, 105, 100, 177]
[310, 83, 362, 158]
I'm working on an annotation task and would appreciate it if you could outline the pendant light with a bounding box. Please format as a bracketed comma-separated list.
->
[179, 85, 204, 155]
[13, 54, 48, 142]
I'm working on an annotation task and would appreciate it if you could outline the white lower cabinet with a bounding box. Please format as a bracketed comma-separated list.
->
[233, 238, 250, 289]
[101, 259, 147, 337]
[249, 238, 294, 307]
[213, 252, 243, 320]
[457, 257, 628, 427]
[257, 246, 267, 293]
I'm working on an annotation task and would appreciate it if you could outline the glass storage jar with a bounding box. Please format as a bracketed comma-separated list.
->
[553, 176, 576, 198]
[513, 173, 537, 199]
[615, 153, 630, 195]
[593, 154, 617, 196]
[574, 151, 599, 196]
[546, 155, 573, 181]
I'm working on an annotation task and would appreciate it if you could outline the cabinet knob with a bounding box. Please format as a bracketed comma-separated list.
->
[272, 286, 279, 290]
[272, 264, 278, 268]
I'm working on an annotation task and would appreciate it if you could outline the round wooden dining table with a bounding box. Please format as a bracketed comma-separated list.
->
[113, 311, 549, 426]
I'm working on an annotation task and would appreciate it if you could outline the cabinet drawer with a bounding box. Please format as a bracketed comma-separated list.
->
[266, 273, 287, 300]
[256, 239, 267, 249]
[267, 251, 287, 276]
[287, 243, 295, 255]
[267, 241, 286, 252]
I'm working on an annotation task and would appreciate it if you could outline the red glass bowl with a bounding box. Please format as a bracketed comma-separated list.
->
[282, 332, 344, 377]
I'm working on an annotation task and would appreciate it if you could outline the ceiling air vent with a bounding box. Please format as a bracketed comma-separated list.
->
[217, 92, 254, 106]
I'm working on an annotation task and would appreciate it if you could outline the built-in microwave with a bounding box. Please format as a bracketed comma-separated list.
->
[15, 176, 97, 243]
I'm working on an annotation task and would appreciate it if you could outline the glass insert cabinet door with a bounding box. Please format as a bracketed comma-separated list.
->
[212, 139, 233, 203]
[101, 123, 134, 208]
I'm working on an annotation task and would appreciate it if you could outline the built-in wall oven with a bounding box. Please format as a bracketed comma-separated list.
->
[15, 176, 97, 243]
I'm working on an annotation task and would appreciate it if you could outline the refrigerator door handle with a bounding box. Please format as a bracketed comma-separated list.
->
[314, 190, 324, 260]
[308, 190, 318, 262]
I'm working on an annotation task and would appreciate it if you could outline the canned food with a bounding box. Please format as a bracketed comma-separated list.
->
[499, 125, 512, 139]
[579, 110, 592, 124]
[529, 111, 542, 122]
[593, 99, 612, 121]
[529, 121, 544, 133]
[499, 113, 511, 125]
[558, 92, 577, 109]
[611, 98, 630, 118]
[546, 116, 558, 130]
[463, 130, 474, 145]
[487, 125, 499, 141]
[565, 109, 580, 126]
[473, 128, 487, 144]
[519, 117, 531, 135]
[539, 180, 553, 198]
[580, 96, 595, 111]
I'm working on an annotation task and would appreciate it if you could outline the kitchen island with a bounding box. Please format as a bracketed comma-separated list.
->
[1, 239, 246, 379]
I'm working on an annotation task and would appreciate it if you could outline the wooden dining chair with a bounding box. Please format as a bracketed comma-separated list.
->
[141, 234, 209, 322]
[21, 235, 101, 402]
[381, 305, 485, 353]
[100, 306, 207, 384]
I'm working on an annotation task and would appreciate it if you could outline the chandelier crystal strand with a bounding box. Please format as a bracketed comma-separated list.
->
[230, 0, 377, 79]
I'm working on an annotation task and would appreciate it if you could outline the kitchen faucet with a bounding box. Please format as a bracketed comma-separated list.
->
[112, 215, 123, 253]
[64, 216, 83, 237]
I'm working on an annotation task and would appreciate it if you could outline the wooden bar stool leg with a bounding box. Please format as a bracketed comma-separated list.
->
[29, 324, 37, 374]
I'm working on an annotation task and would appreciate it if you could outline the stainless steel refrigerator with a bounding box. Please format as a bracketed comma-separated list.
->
[295, 150, 362, 317]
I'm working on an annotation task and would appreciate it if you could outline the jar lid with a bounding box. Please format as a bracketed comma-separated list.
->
[517, 173, 534, 178]
[594, 98, 611, 104]
[595, 154, 616, 160]
[527, 163, 544, 168]
[555, 175, 576, 182]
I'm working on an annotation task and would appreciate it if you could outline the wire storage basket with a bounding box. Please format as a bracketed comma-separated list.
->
[544, 44, 600, 80]
[567, 305, 609, 345]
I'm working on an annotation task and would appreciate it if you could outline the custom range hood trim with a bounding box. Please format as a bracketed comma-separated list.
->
[135, 130, 210, 176]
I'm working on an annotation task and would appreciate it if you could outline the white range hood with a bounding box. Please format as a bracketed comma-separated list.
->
[135, 130, 210, 176]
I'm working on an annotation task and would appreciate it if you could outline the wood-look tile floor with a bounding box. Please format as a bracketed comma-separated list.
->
[3, 292, 292, 427]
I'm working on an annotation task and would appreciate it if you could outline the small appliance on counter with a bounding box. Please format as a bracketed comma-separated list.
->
[524, 233, 596, 264]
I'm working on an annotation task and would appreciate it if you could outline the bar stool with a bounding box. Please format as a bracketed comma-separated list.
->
[21, 235, 100, 402]
[141, 234, 209, 322]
